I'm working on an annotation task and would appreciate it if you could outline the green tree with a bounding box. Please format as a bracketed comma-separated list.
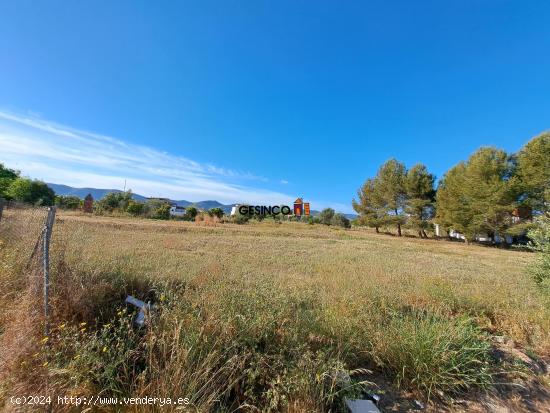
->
[55, 195, 82, 209]
[184, 206, 198, 221]
[436, 147, 517, 243]
[0, 163, 18, 180]
[208, 207, 224, 219]
[352, 178, 386, 233]
[331, 213, 351, 228]
[376, 159, 407, 236]
[0, 163, 19, 198]
[6, 178, 55, 205]
[404, 164, 436, 238]
[516, 132, 550, 213]
[98, 191, 133, 212]
[318, 208, 335, 225]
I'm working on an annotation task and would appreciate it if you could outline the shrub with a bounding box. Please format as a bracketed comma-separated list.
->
[208, 207, 224, 219]
[369, 312, 492, 399]
[51, 309, 143, 396]
[232, 214, 249, 224]
[527, 216, 550, 288]
[152, 203, 170, 220]
[126, 200, 145, 216]
[184, 206, 198, 221]
[318, 208, 335, 225]
[55, 195, 82, 210]
[195, 213, 220, 225]
[331, 213, 351, 228]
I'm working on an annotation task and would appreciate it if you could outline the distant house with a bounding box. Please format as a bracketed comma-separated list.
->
[230, 205, 241, 216]
[434, 207, 532, 244]
[512, 206, 532, 224]
[169, 204, 186, 217]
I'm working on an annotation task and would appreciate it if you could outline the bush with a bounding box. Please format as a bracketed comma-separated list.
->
[527, 216, 550, 288]
[126, 200, 145, 216]
[318, 208, 335, 225]
[55, 195, 82, 210]
[52, 309, 143, 396]
[184, 206, 198, 221]
[152, 203, 170, 220]
[331, 213, 351, 228]
[370, 312, 492, 398]
[208, 207, 224, 219]
[232, 214, 249, 224]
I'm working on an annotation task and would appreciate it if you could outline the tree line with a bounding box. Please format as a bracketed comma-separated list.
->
[0, 166, 55, 205]
[352, 132, 549, 243]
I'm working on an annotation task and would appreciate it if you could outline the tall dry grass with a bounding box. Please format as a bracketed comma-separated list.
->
[1, 211, 549, 411]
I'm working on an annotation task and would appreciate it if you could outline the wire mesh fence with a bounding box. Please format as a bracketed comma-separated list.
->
[0, 199, 56, 337]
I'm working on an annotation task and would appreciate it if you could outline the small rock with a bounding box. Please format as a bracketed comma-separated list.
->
[413, 400, 425, 410]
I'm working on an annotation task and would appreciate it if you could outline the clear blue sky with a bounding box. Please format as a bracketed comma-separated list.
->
[1, 1, 549, 212]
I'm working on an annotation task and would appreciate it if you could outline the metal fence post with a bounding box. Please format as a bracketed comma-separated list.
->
[43, 207, 56, 337]
[0, 198, 5, 223]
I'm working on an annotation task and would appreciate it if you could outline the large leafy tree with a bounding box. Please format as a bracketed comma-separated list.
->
[6, 178, 55, 206]
[0, 163, 19, 198]
[404, 164, 436, 238]
[516, 132, 550, 214]
[436, 147, 517, 242]
[98, 191, 133, 212]
[376, 159, 407, 236]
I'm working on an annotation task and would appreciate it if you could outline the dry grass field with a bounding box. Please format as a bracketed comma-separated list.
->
[1, 210, 549, 412]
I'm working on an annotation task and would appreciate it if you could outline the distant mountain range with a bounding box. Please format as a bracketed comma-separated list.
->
[47, 183, 237, 214]
[47, 183, 357, 218]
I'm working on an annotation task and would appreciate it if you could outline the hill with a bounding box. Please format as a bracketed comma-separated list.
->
[47, 183, 236, 213]
[47, 183, 357, 218]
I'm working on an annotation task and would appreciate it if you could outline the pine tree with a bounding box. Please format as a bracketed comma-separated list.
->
[436, 147, 517, 243]
[352, 178, 385, 233]
[516, 132, 550, 214]
[404, 164, 435, 238]
[376, 159, 407, 236]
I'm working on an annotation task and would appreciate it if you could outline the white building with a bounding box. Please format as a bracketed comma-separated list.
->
[230, 205, 240, 216]
[169, 204, 186, 217]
